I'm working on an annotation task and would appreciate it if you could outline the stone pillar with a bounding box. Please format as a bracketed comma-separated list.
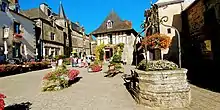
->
[135, 69, 191, 109]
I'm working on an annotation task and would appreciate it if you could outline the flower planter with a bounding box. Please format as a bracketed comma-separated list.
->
[135, 68, 191, 109]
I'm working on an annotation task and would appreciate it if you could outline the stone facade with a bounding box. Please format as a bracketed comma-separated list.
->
[70, 22, 90, 57]
[135, 69, 191, 109]
[21, 3, 91, 59]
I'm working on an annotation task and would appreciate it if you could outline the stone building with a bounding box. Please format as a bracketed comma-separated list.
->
[22, 2, 90, 59]
[0, 0, 36, 63]
[92, 10, 139, 64]
[69, 22, 90, 58]
[181, 0, 220, 86]
[21, 3, 70, 59]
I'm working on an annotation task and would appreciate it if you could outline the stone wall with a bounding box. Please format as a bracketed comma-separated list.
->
[43, 23, 64, 44]
[135, 69, 191, 109]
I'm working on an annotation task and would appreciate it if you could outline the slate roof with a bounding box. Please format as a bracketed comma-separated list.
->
[20, 8, 48, 20]
[92, 10, 132, 35]
[71, 22, 83, 34]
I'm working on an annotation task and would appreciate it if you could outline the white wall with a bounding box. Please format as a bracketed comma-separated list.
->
[158, 2, 183, 56]
[183, 0, 195, 10]
[96, 31, 135, 64]
[158, 3, 183, 37]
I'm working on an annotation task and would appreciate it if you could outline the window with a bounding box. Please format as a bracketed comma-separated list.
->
[14, 22, 20, 34]
[108, 34, 113, 44]
[50, 32, 55, 40]
[167, 28, 171, 34]
[45, 48, 49, 56]
[48, 9, 51, 16]
[1, 2, 7, 12]
[107, 20, 113, 29]
[55, 49, 59, 56]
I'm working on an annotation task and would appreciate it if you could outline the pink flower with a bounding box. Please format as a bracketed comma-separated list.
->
[68, 69, 80, 80]
[0, 93, 6, 110]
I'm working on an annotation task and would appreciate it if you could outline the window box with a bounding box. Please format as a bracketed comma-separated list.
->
[14, 33, 23, 38]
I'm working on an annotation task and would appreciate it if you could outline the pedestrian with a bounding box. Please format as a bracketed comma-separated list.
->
[86, 57, 91, 66]
[78, 58, 82, 67]
[72, 57, 77, 67]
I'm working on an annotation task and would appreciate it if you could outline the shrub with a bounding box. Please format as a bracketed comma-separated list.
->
[95, 44, 105, 62]
[138, 60, 178, 71]
[63, 58, 71, 65]
[111, 54, 121, 63]
[55, 55, 66, 60]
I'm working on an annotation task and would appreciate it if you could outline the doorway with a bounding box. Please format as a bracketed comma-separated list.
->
[105, 48, 113, 60]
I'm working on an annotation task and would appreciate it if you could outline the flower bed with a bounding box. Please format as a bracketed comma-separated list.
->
[0, 93, 6, 110]
[42, 65, 80, 91]
[0, 64, 22, 76]
[24, 61, 51, 71]
[89, 64, 102, 72]
[0, 61, 51, 77]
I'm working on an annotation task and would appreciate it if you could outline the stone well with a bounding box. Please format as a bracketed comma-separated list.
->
[135, 69, 191, 109]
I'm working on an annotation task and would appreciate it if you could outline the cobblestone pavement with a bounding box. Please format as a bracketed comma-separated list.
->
[0, 65, 220, 110]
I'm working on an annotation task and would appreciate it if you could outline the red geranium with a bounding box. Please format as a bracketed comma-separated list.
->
[142, 33, 171, 49]
[90, 64, 101, 72]
[0, 93, 6, 110]
[68, 69, 80, 80]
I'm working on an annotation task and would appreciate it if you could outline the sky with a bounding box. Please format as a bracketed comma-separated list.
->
[19, 0, 157, 34]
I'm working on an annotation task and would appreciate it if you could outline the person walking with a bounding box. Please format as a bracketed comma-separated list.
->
[72, 57, 77, 67]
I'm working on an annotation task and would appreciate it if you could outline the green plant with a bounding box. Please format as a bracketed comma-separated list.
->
[111, 54, 121, 63]
[63, 58, 71, 65]
[117, 43, 125, 49]
[138, 60, 178, 71]
[95, 44, 105, 62]
[55, 55, 66, 60]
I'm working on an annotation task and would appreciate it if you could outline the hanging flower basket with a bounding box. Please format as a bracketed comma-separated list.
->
[142, 33, 171, 50]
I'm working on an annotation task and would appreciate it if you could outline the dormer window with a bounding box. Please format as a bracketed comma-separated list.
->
[48, 9, 51, 16]
[1, 2, 8, 12]
[107, 20, 113, 29]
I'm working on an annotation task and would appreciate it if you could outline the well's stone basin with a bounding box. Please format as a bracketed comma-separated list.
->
[135, 69, 191, 109]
